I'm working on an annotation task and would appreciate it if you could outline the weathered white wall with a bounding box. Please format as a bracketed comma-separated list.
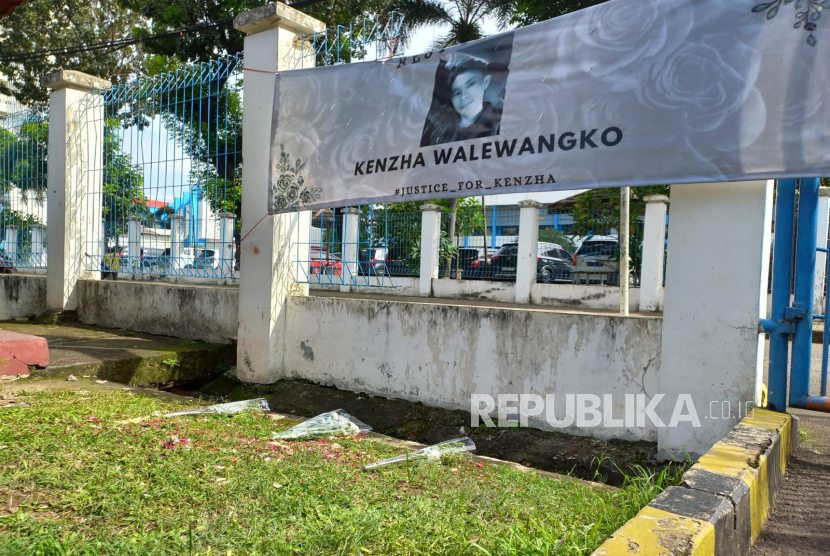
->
[311, 277, 420, 297]
[76, 280, 238, 344]
[0, 275, 47, 321]
[532, 283, 656, 312]
[658, 180, 772, 460]
[431, 279, 517, 304]
[282, 295, 663, 441]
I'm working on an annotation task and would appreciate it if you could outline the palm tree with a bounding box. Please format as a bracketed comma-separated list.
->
[391, 0, 513, 266]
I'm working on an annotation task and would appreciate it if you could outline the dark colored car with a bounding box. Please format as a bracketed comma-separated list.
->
[358, 247, 387, 276]
[449, 248, 483, 277]
[384, 246, 418, 277]
[478, 242, 573, 282]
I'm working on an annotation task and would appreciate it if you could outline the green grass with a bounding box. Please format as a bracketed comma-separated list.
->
[0, 390, 678, 555]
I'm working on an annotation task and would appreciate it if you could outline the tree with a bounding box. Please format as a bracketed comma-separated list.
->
[510, 0, 610, 27]
[0, 0, 145, 104]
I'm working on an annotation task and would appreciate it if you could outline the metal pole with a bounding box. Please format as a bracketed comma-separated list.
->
[768, 179, 797, 411]
[620, 187, 630, 315]
[790, 178, 820, 407]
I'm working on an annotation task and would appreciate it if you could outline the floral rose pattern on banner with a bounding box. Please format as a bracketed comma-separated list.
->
[272, 145, 322, 213]
[753, 0, 830, 46]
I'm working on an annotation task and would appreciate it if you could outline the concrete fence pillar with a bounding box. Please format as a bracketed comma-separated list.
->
[419, 204, 442, 297]
[814, 187, 830, 310]
[43, 70, 111, 310]
[31, 224, 46, 267]
[639, 195, 669, 312]
[4, 225, 18, 263]
[516, 200, 542, 304]
[341, 207, 359, 291]
[234, 3, 324, 383]
[219, 212, 236, 275]
[128, 215, 141, 262]
[170, 214, 186, 270]
[658, 180, 773, 461]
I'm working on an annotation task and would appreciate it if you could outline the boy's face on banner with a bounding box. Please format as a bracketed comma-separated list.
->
[451, 70, 491, 126]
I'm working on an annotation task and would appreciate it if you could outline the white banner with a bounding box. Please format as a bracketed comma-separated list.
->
[269, 0, 830, 213]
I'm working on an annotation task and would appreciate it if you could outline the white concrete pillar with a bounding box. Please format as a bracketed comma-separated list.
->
[43, 70, 111, 310]
[516, 200, 541, 304]
[170, 214, 186, 270]
[341, 207, 359, 291]
[814, 188, 830, 310]
[219, 212, 235, 276]
[31, 224, 46, 267]
[234, 4, 324, 384]
[4, 225, 18, 264]
[658, 180, 773, 461]
[639, 195, 669, 312]
[128, 216, 141, 268]
[419, 204, 442, 297]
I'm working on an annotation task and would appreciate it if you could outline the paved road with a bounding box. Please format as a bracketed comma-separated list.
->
[757, 339, 829, 556]
[748, 407, 830, 556]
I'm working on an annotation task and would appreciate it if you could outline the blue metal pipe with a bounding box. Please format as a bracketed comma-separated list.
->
[790, 178, 821, 407]
[823, 227, 830, 396]
[769, 179, 797, 411]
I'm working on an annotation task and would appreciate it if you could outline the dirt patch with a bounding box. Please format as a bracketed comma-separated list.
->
[169, 375, 667, 487]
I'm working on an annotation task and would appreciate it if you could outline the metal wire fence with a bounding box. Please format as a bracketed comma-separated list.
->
[0, 103, 48, 271]
[79, 55, 242, 280]
[299, 206, 422, 287]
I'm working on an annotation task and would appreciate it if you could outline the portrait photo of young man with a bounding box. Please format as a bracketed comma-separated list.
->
[420, 33, 513, 148]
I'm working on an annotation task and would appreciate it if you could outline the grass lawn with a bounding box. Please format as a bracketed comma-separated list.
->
[0, 389, 677, 555]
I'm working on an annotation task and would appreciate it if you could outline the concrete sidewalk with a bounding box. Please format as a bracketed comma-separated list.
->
[0, 322, 234, 388]
[749, 408, 830, 556]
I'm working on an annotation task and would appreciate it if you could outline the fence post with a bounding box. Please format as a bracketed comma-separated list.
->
[420, 204, 442, 297]
[814, 187, 830, 310]
[32, 224, 46, 268]
[128, 216, 141, 273]
[233, 4, 324, 383]
[341, 207, 359, 291]
[219, 212, 236, 277]
[639, 195, 669, 312]
[515, 200, 541, 304]
[4, 225, 17, 264]
[42, 70, 111, 311]
[170, 214, 186, 270]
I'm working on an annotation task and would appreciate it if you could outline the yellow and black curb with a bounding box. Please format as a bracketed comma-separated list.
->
[591, 409, 800, 556]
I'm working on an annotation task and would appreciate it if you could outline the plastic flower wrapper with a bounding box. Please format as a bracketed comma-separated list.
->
[272, 409, 372, 440]
[164, 398, 270, 417]
[362, 437, 476, 471]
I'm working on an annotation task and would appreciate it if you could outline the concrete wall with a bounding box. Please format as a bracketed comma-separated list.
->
[0, 274, 47, 320]
[283, 295, 663, 441]
[311, 277, 420, 297]
[76, 280, 238, 344]
[658, 180, 772, 460]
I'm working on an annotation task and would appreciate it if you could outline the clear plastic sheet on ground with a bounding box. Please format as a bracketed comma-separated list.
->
[272, 409, 372, 440]
[163, 398, 270, 417]
[362, 437, 476, 471]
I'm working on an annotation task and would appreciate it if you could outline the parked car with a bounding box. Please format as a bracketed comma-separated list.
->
[383, 245, 418, 277]
[572, 237, 639, 286]
[309, 247, 342, 276]
[446, 247, 483, 278]
[358, 247, 387, 276]
[474, 242, 573, 282]
[0, 251, 14, 274]
[188, 249, 218, 272]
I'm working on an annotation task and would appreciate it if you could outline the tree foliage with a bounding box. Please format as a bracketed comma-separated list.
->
[510, 0, 609, 27]
[0, 0, 145, 104]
